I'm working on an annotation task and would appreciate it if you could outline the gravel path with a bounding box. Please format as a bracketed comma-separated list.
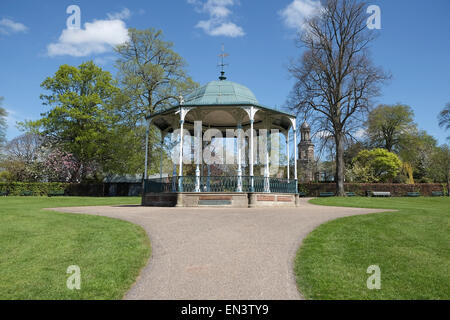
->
[51, 199, 389, 300]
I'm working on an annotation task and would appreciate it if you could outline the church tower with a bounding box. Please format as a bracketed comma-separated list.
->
[298, 121, 315, 182]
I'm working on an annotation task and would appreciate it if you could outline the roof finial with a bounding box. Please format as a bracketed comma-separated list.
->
[218, 43, 229, 81]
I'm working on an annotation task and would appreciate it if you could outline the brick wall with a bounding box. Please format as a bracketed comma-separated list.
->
[300, 183, 447, 197]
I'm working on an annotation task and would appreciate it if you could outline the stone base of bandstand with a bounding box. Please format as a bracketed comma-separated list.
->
[142, 192, 300, 208]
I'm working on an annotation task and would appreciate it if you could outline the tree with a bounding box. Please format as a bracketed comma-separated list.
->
[1, 133, 45, 182]
[115, 28, 198, 120]
[288, 0, 389, 195]
[344, 141, 367, 167]
[115, 28, 198, 177]
[438, 103, 450, 141]
[0, 97, 7, 152]
[29, 61, 122, 181]
[43, 148, 82, 182]
[398, 130, 437, 182]
[428, 145, 450, 195]
[351, 148, 402, 183]
[366, 104, 416, 152]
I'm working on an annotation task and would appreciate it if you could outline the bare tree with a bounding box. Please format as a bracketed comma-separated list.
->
[288, 0, 389, 195]
[438, 103, 450, 141]
[0, 97, 7, 151]
[5, 133, 44, 163]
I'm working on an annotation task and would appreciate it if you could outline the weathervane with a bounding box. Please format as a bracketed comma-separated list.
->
[218, 44, 229, 81]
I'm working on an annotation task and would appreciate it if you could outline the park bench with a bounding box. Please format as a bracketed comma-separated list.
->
[48, 190, 65, 197]
[370, 191, 391, 197]
[406, 192, 421, 197]
[319, 192, 335, 197]
[346, 192, 357, 197]
[432, 191, 444, 197]
[0, 191, 8, 196]
[20, 191, 33, 196]
[298, 192, 307, 197]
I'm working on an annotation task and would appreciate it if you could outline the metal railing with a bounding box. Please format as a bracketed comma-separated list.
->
[144, 176, 297, 194]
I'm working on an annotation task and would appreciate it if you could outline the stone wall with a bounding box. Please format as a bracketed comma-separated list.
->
[141, 192, 299, 207]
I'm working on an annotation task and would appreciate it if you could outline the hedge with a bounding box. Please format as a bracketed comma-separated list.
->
[0, 182, 138, 197]
[0, 182, 69, 196]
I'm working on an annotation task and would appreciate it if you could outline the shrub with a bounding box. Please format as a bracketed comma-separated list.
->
[0, 182, 68, 196]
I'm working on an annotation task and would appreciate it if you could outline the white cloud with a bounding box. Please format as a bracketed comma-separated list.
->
[107, 8, 131, 20]
[315, 130, 333, 139]
[201, 21, 244, 37]
[47, 14, 130, 57]
[189, 0, 245, 37]
[279, 0, 322, 31]
[0, 18, 28, 35]
[354, 128, 366, 139]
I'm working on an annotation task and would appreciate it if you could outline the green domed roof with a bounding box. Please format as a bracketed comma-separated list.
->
[184, 80, 258, 106]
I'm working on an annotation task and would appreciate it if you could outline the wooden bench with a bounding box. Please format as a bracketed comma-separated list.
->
[0, 191, 8, 196]
[406, 192, 421, 197]
[20, 191, 33, 196]
[432, 191, 444, 197]
[346, 192, 357, 197]
[319, 192, 335, 197]
[371, 191, 391, 197]
[48, 190, 65, 197]
[298, 192, 307, 197]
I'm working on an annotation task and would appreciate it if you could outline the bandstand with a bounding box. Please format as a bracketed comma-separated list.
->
[142, 73, 300, 208]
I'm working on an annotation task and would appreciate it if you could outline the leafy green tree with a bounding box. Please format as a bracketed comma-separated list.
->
[428, 145, 450, 195]
[29, 61, 122, 181]
[438, 103, 450, 141]
[366, 104, 416, 152]
[0, 97, 7, 151]
[115, 28, 198, 177]
[351, 148, 402, 182]
[344, 141, 367, 167]
[398, 130, 437, 182]
[115, 28, 198, 121]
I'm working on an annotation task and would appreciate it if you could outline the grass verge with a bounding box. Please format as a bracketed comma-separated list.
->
[0, 196, 150, 300]
[295, 197, 450, 299]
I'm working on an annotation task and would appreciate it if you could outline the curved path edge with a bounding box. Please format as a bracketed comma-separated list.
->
[48, 199, 393, 300]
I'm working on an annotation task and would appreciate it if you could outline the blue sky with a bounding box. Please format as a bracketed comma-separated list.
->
[1, 0, 449, 145]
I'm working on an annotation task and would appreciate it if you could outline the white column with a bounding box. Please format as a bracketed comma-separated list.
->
[264, 127, 270, 193]
[237, 122, 243, 192]
[294, 127, 298, 193]
[286, 130, 290, 182]
[178, 118, 184, 192]
[249, 118, 254, 192]
[144, 118, 152, 180]
[172, 131, 177, 192]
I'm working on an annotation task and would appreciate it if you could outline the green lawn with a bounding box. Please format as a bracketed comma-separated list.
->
[295, 197, 450, 300]
[0, 196, 150, 300]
